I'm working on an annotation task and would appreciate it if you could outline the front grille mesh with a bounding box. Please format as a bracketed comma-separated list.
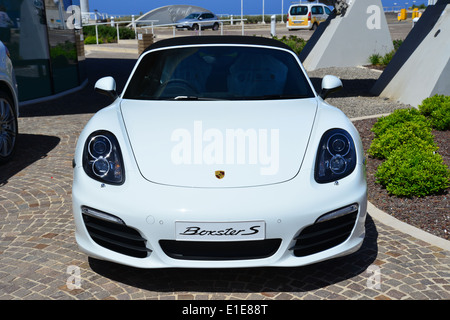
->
[82, 213, 151, 258]
[160, 239, 282, 260]
[290, 209, 358, 257]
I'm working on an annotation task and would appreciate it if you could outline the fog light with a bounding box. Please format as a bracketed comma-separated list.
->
[316, 204, 359, 223]
[81, 206, 125, 225]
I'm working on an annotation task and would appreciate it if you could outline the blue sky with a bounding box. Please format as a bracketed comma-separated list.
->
[87, 0, 428, 16]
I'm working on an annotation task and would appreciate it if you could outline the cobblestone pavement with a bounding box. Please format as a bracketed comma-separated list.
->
[1, 51, 449, 300]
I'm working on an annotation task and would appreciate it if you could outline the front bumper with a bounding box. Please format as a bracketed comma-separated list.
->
[72, 164, 367, 269]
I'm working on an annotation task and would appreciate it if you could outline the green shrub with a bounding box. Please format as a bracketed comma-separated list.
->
[369, 102, 450, 198]
[371, 108, 429, 138]
[119, 26, 136, 39]
[418, 94, 450, 130]
[393, 39, 403, 51]
[375, 144, 450, 197]
[429, 101, 450, 130]
[50, 41, 77, 62]
[82, 25, 135, 43]
[381, 50, 394, 66]
[274, 35, 307, 55]
[369, 53, 382, 65]
[84, 35, 102, 45]
[368, 121, 436, 159]
[368, 40, 402, 67]
[418, 94, 449, 116]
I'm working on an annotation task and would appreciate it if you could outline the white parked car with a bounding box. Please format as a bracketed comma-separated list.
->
[0, 41, 19, 165]
[175, 12, 220, 31]
[72, 36, 367, 269]
[287, 3, 332, 31]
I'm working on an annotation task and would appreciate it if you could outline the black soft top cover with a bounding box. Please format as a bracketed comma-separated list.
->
[142, 35, 293, 54]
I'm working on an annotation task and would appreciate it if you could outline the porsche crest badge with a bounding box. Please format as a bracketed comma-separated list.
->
[215, 170, 225, 179]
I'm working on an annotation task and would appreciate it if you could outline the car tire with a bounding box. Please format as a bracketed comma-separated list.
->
[212, 23, 219, 31]
[311, 23, 318, 31]
[192, 24, 199, 31]
[0, 89, 18, 164]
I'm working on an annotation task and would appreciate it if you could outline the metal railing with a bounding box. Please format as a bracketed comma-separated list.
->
[83, 19, 248, 45]
[140, 19, 248, 37]
[83, 20, 158, 45]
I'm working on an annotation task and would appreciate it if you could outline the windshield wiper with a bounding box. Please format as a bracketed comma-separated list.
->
[171, 96, 226, 101]
[173, 96, 199, 100]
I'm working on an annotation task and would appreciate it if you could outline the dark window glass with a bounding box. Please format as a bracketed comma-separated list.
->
[123, 46, 315, 101]
[290, 6, 308, 16]
[312, 6, 324, 15]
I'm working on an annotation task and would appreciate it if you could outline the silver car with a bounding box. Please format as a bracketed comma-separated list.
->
[176, 12, 220, 31]
[0, 41, 19, 164]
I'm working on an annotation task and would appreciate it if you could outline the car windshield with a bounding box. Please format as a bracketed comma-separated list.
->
[123, 46, 315, 101]
[184, 13, 200, 19]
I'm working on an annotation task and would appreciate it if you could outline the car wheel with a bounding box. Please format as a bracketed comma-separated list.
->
[0, 90, 18, 164]
[311, 23, 318, 31]
[192, 24, 199, 31]
[212, 23, 219, 31]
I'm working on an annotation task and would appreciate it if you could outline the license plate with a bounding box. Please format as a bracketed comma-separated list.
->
[175, 221, 265, 242]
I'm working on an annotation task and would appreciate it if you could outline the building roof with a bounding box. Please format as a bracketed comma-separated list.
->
[135, 5, 211, 25]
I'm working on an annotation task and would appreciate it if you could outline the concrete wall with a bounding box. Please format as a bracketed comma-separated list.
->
[300, 0, 393, 71]
[372, 1, 450, 107]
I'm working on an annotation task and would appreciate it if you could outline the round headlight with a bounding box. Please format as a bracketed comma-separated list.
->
[329, 155, 347, 174]
[88, 135, 112, 159]
[83, 131, 125, 185]
[315, 129, 357, 184]
[327, 133, 350, 156]
[92, 158, 110, 177]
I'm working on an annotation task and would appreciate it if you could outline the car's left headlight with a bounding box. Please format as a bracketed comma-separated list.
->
[82, 131, 125, 185]
[314, 128, 357, 184]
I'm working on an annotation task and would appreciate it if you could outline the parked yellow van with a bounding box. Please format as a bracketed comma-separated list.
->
[287, 3, 332, 31]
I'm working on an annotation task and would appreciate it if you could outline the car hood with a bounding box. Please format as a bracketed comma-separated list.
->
[120, 99, 317, 188]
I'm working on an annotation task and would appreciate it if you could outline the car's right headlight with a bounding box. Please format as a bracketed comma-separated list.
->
[82, 131, 125, 185]
[314, 128, 357, 184]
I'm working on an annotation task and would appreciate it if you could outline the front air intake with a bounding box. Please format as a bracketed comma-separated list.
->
[82, 209, 151, 258]
[160, 239, 282, 260]
[290, 205, 359, 257]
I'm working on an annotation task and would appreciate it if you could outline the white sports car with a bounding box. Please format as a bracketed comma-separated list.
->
[72, 36, 367, 269]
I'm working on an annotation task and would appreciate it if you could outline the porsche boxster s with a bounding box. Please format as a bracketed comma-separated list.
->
[72, 36, 367, 269]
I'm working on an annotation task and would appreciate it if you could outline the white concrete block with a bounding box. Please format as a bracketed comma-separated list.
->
[300, 0, 393, 71]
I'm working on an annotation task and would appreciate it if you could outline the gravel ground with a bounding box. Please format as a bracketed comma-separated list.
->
[309, 67, 450, 241]
[308, 66, 410, 118]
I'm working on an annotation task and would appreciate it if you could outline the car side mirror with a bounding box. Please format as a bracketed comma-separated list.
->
[320, 75, 342, 100]
[95, 76, 118, 100]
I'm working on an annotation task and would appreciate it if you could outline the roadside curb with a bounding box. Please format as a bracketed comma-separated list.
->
[367, 201, 450, 251]
[85, 46, 138, 55]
